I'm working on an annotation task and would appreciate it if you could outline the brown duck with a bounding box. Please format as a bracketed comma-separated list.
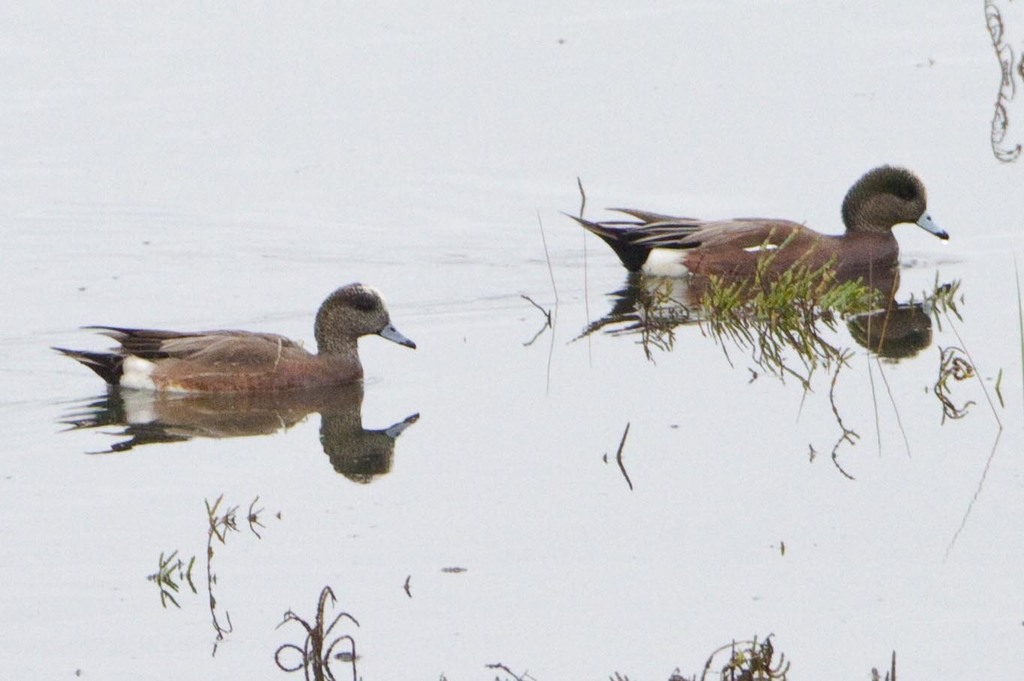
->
[570, 165, 948, 281]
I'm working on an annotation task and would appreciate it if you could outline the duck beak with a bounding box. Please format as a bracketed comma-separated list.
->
[915, 211, 949, 240]
[378, 323, 417, 349]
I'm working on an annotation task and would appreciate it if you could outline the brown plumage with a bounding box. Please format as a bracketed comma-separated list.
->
[54, 284, 415, 393]
[570, 166, 948, 280]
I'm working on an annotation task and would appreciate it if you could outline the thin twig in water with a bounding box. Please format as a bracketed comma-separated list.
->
[931, 282, 1005, 559]
[867, 358, 882, 455]
[934, 346, 976, 422]
[995, 367, 1004, 408]
[545, 304, 557, 395]
[521, 295, 553, 347]
[615, 422, 633, 491]
[578, 177, 589, 302]
[1016, 258, 1024, 419]
[521, 295, 552, 325]
[534, 213, 559, 394]
[521, 293, 558, 395]
[205, 495, 236, 645]
[828, 363, 858, 480]
[276, 586, 360, 681]
[247, 496, 265, 539]
[536, 211, 559, 307]
[486, 662, 535, 681]
[862, 270, 909, 458]
[874, 356, 912, 458]
[576, 176, 587, 218]
[578, 177, 593, 365]
[944, 427, 1004, 560]
[868, 358, 884, 454]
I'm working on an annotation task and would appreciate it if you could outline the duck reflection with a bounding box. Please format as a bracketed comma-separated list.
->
[580, 269, 937, 365]
[59, 383, 419, 483]
[847, 302, 932, 360]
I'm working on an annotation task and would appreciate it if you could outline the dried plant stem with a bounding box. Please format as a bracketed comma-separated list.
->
[1016, 258, 1024, 420]
[276, 586, 360, 681]
[615, 422, 633, 491]
[944, 313, 1002, 429]
[828, 362, 858, 480]
[874, 357, 912, 458]
[536, 211, 559, 307]
[578, 177, 590, 317]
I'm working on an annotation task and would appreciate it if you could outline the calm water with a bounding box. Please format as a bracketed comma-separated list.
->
[2, 2, 1023, 679]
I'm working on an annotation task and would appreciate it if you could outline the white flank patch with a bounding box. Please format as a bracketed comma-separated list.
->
[642, 248, 690, 278]
[742, 243, 780, 253]
[119, 356, 157, 391]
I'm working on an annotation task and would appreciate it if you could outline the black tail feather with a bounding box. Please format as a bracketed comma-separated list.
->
[565, 213, 652, 272]
[53, 347, 124, 385]
[82, 326, 182, 358]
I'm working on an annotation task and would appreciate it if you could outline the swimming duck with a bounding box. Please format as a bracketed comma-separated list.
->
[54, 283, 415, 392]
[570, 165, 948, 279]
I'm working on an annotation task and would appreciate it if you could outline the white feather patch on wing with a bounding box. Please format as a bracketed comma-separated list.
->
[642, 248, 691, 278]
[741, 243, 780, 253]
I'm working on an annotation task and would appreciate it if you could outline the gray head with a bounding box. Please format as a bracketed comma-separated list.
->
[314, 284, 416, 355]
[841, 166, 948, 239]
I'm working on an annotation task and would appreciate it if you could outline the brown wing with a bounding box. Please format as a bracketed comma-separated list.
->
[597, 212, 807, 252]
[572, 206, 821, 274]
[90, 327, 313, 365]
[674, 220, 848, 277]
[608, 208, 701, 225]
[651, 219, 808, 250]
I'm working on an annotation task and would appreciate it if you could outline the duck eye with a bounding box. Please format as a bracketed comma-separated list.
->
[352, 293, 377, 312]
[888, 171, 919, 201]
[892, 184, 917, 201]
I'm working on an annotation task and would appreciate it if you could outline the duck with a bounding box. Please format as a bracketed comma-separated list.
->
[569, 165, 948, 280]
[54, 283, 415, 393]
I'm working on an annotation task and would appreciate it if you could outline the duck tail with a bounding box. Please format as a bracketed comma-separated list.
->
[564, 213, 652, 272]
[53, 347, 124, 385]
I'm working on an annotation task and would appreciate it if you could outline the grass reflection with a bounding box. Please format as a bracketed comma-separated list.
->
[146, 549, 196, 609]
[581, 267, 964, 477]
[579, 265, 939, 381]
[148, 495, 274, 654]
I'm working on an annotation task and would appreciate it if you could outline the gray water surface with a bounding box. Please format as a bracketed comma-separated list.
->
[2, 3, 1022, 679]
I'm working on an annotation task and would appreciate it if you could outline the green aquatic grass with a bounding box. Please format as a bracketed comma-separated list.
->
[698, 254, 881, 388]
[919, 275, 963, 331]
[582, 247, 965, 478]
